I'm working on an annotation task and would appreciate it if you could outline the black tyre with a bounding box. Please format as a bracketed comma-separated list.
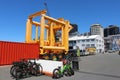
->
[38, 64, 43, 75]
[53, 68, 61, 79]
[10, 66, 15, 77]
[64, 67, 74, 77]
[15, 68, 22, 79]
[31, 64, 38, 76]
[31, 64, 43, 76]
[69, 67, 74, 75]
[27, 62, 34, 75]
[21, 68, 28, 78]
[12, 67, 22, 78]
[64, 69, 70, 76]
[10, 66, 20, 78]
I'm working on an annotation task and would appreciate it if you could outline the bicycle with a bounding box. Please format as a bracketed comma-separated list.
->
[10, 58, 43, 79]
[52, 54, 74, 79]
[28, 59, 43, 76]
[10, 59, 28, 79]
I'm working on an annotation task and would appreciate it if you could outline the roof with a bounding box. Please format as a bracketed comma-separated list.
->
[69, 35, 100, 41]
[91, 24, 101, 26]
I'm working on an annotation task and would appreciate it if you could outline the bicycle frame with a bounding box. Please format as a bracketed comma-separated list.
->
[60, 64, 70, 73]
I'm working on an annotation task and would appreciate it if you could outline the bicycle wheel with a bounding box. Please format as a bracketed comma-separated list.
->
[12, 67, 22, 78]
[10, 66, 19, 78]
[10, 66, 15, 77]
[15, 69, 22, 79]
[69, 67, 74, 75]
[27, 61, 33, 75]
[63, 69, 70, 76]
[53, 68, 61, 79]
[30, 64, 39, 76]
[31, 64, 37, 75]
[37, 64, 43, 75]
[21, 68, 28, 78]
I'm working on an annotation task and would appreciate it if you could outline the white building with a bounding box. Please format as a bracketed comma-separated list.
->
[104, 34, 120, 51]
[90, 24, 104, 37]
[69, 35, 104, 53]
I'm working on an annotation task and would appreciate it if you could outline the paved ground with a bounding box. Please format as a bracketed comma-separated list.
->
[0, 52, 120, 80]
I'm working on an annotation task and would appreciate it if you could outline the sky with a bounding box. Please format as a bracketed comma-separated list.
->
[0, 0, 120, 42]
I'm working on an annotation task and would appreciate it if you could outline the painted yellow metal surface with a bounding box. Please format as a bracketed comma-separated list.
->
[25, 10, 72, 55]
[86, 47, 96, 55]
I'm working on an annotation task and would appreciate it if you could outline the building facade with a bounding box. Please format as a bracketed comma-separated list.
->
[69, 24, 80, 37]
[69, 35, 104, 53]
[90, 24, 104, 37]
[69, 24, 78, 34]
[104, 34, 120, 51]
[104, 25, 119, 37]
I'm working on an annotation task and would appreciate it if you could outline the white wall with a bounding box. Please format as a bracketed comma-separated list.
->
[69, 35, 104, 53]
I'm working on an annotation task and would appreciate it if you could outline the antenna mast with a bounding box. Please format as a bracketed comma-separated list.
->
[44, 0, 50, 16]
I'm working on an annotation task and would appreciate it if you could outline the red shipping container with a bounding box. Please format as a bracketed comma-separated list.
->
[0, 41, 39, 65]
[0, 42, 2, 64]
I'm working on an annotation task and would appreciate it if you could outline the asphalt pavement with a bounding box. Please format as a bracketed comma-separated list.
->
[0, 52, 120, 80]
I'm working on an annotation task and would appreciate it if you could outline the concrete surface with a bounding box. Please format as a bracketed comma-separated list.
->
[0, 52, 120, 80]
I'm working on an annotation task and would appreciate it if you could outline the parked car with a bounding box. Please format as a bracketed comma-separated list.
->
[80, 50, 89, 56]
[107, 50, 113, 53]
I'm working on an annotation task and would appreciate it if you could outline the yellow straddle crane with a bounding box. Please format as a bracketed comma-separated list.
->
[25, 10, 72, 60]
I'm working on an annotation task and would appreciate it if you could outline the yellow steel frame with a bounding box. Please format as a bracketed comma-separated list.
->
[25, 10, 72, 54]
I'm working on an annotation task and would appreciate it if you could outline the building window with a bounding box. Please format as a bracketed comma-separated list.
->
[86, 44, 90, 47]
[77, 40, 81, 43]
[86, 39, 90, 42]
[91, 39, 95, 41]
[82, 40, 85, 42]
[91, 44, 95, 47]
[69, 41, 76, 46]
[73, 41, 76, 44]
[69, 43, 72, 46]
[99, 45, 101, 47]
[73, 41, 76, 46]
[82, 44, 85, 46]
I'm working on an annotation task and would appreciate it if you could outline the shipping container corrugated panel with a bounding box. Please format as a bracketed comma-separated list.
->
[0, 41, 39, 65]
